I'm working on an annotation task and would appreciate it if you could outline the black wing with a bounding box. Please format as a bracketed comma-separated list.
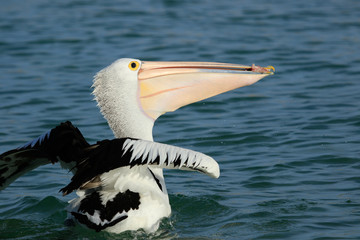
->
[1, 121, 219, 194]
[0, 121, 89, 190]
[60, 138, 219, 195]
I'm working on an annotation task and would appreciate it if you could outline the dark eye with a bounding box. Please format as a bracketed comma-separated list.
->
[128, 61, 140, 71]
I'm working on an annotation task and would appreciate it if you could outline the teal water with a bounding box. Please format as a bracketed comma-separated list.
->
[1, 0, 360, 239]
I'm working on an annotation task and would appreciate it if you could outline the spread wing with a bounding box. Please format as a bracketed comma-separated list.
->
[0, 122, 219, 193]
[0, 121, 89, 190]
[60, 137, 220, 195]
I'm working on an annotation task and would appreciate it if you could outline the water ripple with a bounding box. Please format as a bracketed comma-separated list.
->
[1, 0, 360, 239]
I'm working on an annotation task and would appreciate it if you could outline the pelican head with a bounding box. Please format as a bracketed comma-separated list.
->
[92, 58, 274, 140]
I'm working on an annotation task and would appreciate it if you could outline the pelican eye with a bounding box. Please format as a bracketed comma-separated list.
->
[129, 61, 140, 71]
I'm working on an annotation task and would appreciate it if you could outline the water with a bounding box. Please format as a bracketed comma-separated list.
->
[1, 0, 360, 239]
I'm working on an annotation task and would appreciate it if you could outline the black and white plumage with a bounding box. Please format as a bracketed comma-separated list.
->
[0, 58, 273, 233]
[0, 121, 218, 232]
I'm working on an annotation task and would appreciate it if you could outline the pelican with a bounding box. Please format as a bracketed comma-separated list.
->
[0, 58, 274, 233]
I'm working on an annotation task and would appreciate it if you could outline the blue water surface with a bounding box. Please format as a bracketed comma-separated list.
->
[1, 0, 360, 239]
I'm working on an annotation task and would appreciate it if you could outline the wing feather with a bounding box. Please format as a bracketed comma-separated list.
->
[0, 122, 219, 195]
[0, 121, 89, 190]
[60, 138, 220, 195]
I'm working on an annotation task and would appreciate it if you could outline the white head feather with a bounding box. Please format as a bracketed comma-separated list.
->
[92, 58, 154, 140]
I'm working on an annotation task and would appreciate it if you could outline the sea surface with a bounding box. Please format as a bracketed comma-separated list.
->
[1, 0, 360, 239]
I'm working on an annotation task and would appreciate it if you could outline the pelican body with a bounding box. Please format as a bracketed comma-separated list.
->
[0, 58, 274, 233]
